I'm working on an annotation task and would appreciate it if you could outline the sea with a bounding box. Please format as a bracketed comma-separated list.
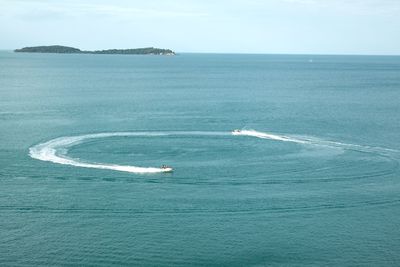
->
[1, 51, 400, 266]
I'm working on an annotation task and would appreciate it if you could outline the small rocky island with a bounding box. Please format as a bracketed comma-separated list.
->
[15, 45, 176, 55]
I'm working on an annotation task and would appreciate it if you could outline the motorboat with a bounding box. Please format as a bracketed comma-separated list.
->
[161, 165, 173, 172]
[232, 129, 242, 135]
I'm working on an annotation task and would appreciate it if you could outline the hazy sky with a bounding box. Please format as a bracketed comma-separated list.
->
[1, 0, 399, 54]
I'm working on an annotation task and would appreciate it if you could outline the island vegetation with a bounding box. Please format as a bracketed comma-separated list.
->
[14, 45, 176, 55]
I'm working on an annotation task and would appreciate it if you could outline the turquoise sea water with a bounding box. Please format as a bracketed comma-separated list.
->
[1, 51, 400, 266]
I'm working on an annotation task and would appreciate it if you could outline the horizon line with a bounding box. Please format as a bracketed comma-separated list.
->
[1, 49, 399, 57]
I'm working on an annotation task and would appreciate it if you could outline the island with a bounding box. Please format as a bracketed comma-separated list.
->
[14, 45, 176, 55]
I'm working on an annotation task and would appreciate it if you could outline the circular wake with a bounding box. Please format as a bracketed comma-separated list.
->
[29, 131, 229, 173]
[29, 130, 398, 174]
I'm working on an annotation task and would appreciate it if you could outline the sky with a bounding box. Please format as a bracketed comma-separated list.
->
[1, 0, 400, 55]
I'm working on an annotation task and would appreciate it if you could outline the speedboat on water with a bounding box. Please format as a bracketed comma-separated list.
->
[161, 165, 173, 172]
[232, 129, 242, 135]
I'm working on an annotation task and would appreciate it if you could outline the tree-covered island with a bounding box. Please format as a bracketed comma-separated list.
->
[14, 45, 176, 55]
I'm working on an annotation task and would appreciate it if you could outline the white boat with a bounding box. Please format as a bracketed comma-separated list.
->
[232, 129, 242, 135]
[161, 165, 173, 172]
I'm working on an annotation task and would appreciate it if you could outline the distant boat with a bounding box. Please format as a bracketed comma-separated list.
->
[161, 165, 173, 172]
[232, 129, 242, 135]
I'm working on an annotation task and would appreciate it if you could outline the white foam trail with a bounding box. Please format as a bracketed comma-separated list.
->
[30, 130, 399, 174]
[30, 131, 230, 174]
[232, 130, 309, 144]
[231, 129, 399, 156]
[29, 132, 178, 174]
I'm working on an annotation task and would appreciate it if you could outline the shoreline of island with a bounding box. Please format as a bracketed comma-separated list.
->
[14, 45, 176, 56]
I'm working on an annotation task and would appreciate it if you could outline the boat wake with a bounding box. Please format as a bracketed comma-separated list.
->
[29, 131, 228, 174]
[232, 129, 399, 156]
[231, 129, 308, 144]
[29, 133, 171, 173]
[29, 130, 398, 174]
